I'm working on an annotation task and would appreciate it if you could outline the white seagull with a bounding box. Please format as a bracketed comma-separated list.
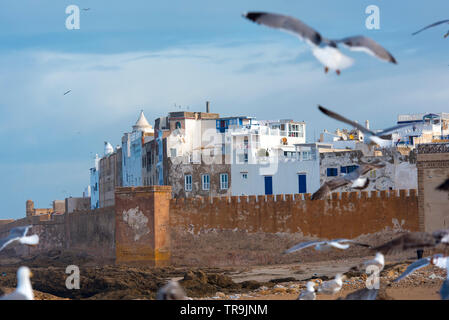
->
[0, 266, 34, 300]
[318, 105, 419, 148]
[311, 160, 385, 200]
[318, 274, 346, 295]
[363, 252, 385, 271]
[0, 226, 39, 252]
[413, 20, 449, 38]
[285, 238, 370, 254]
[297, 281, 317, 300]
[243, 12, 397, 75]
[156, 281, 187, 300]
[394, 254, 448, 282]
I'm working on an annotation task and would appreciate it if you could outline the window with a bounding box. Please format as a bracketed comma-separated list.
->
[241, 172, 248, 180]
[221, 144, 226, 155]
[170, 148, 177, 158]
[220, 173, 229, 190]
[185, 175, 192, 191]
[202, 174, 210, 190]
[327, 168, 338, 177]
[341, 165, 359, 174]
[175, 121, 182, 129]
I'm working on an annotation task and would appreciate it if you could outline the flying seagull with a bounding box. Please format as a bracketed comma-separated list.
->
[412, 20, 449, 38]
[297, 281, 317, 300]
[318, 105, 419, 148]
[63, 90, 71, 96]
[318, 274, 346, 295]
[82, 8, 91, 11]
[311, 160, 385, 200]
[339, 287, 378, 300]
[156, 281, 187, 300]
[394, 254, 448, 282]
[242, 12, 397, 75]
[373, 229, 449, 255]
[0, 226, 39, 252]
[0, 267, 34, 300]
[284, 238, 370, 254]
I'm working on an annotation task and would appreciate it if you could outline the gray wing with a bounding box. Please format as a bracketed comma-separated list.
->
[412, 20, 449, 36]
[311, 177, 351, 200]
[284, 240, 323, 254]
[243, 12, 323, 46]
[335, 36, 397, 64]
[373, 232, 439, 255]
[318, 105, 377, 136]
[0, 291, 28, 300]
[344, 288, 378, 300]
[335, 239, 371, 248]
[393, 258, 431, 282]
[9, 226, 31, 238]
[0, 238, 17, 252]
[376, 122, 421, 136]
[436, 178, 449, 192]
[440, 280, 449, 300]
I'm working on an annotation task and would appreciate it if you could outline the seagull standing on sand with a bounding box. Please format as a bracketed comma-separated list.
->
[318, 105, 419, 148]
[311, 160, 385, 200]
[0, 267, 34, 300]
[0, 226, 39, 252]
[413, 20, 449, 38]
[394, 254, 448, 282]
[363, 252, 385, 271]
[318, 274, 346, 295]
[156, 281, 187, 300]
[297, 281, 317, 300]
[242, 12, 397, 75]
[285, 238, 370, 254]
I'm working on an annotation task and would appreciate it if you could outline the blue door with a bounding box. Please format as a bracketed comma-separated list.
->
[264, 176, 273, 195]
[298, 174, 307, 193]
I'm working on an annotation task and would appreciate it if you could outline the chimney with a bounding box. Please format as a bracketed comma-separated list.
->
[365, 120, 370, 130]
[206, 101, 210, 113]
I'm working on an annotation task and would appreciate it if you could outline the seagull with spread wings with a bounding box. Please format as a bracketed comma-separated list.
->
[373, 229, 449, 255]
[311, 160, 385, 200]
[318, 105, 419, 148]
[0, 226, 39, 252]
[284, 238, 370, 254]
[242, 12, 397, 75]
[413, 20, 449, 38]
[394, 254, 448, 282]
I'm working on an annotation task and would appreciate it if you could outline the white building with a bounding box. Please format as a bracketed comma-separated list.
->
[121, 111, 154, 186]
[89, 154, 100, 209]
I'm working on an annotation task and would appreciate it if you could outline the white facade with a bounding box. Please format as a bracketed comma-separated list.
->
[122, 111, 154, 186]
[89, 154, 100, 209]
[231, 144, 320, 196]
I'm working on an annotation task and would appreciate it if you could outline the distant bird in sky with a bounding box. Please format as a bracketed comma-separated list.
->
[297, 281, 317, 300]
[311, 160, 385, 200]
[0, 267, 34, 300]
[63, 90, 71, 96]
[82, 8, 91, 11]
[0, 226, 39, 252]
[339, 287, 378, 300]
[318, 274, 345, 295]
[373, 230, 449, 255]
[284, 238, 370, 254]
[412, 20, 449, 38]
[156, 281, 187, 300]
[394, 254, 448, 282]
[242, 12, 397, 75]
[318, 105, 418, 148]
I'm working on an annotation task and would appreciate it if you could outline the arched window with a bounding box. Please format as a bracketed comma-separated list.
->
[175, 121, 182, 129]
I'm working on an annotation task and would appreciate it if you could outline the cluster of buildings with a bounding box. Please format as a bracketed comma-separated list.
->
[81, 102, 449, 210]
[23, 102, 449, 216]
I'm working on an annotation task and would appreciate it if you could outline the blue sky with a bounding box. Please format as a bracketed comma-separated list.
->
[1, 0, 448, 218]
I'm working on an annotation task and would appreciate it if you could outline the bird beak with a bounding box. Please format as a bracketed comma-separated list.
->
[29, 271, 33, 278]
